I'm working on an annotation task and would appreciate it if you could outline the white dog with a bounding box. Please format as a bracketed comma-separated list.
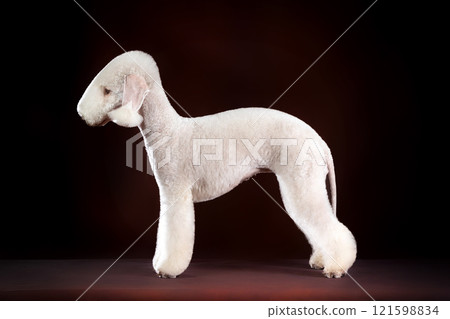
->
[77, 51, 356, 279]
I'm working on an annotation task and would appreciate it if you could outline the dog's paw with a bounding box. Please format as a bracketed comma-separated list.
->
[153, 253, 189, 279]
[157, 272, 177, 279]
[323, 268, 346, 279]
[320, 254, 351, 279]
[318, 222, 357, 279]
[153, 260, 182, 279]
[309, 252, 324, 270]
[310, 263, 324, 270]
[322, 260, 348, 279]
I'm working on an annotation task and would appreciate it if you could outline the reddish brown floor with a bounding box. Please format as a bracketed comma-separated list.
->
[1, 259, 449, 300]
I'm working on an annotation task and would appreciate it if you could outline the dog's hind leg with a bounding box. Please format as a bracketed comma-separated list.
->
[275, 167, 356, 278]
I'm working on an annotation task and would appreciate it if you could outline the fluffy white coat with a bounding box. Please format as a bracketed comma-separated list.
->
[77, 51, 356, 279]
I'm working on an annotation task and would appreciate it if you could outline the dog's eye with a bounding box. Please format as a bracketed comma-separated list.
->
[103, 87, 112, 95]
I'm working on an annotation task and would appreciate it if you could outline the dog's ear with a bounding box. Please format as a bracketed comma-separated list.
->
[122, 74, 149, 112]
[108, 74, 149, 127]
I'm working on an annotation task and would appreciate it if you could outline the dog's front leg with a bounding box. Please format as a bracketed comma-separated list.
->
[152, 188, 195, 279]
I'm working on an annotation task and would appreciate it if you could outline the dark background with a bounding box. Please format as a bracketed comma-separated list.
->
[3, 0, 445, 261]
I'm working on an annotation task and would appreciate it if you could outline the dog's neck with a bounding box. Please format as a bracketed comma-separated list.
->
[138, 85, 182, 136]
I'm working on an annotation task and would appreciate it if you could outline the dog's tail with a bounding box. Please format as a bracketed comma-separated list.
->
[326, 149, 337, 216]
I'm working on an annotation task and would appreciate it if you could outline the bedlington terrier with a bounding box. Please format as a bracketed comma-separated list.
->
[77, 51, 356, 279]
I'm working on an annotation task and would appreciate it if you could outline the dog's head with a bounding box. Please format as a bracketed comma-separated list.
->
[77, 51, 161, 128]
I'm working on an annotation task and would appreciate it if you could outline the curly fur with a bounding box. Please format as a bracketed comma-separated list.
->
[77, 51, 356, 279]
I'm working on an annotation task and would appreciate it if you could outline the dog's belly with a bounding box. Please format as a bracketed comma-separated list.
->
[191, 166, 263, 203]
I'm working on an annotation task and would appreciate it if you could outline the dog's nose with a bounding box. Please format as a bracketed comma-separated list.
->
[77, 102, 85, 119]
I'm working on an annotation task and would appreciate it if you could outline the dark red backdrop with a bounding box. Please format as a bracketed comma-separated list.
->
[3, 0, 444, 261]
